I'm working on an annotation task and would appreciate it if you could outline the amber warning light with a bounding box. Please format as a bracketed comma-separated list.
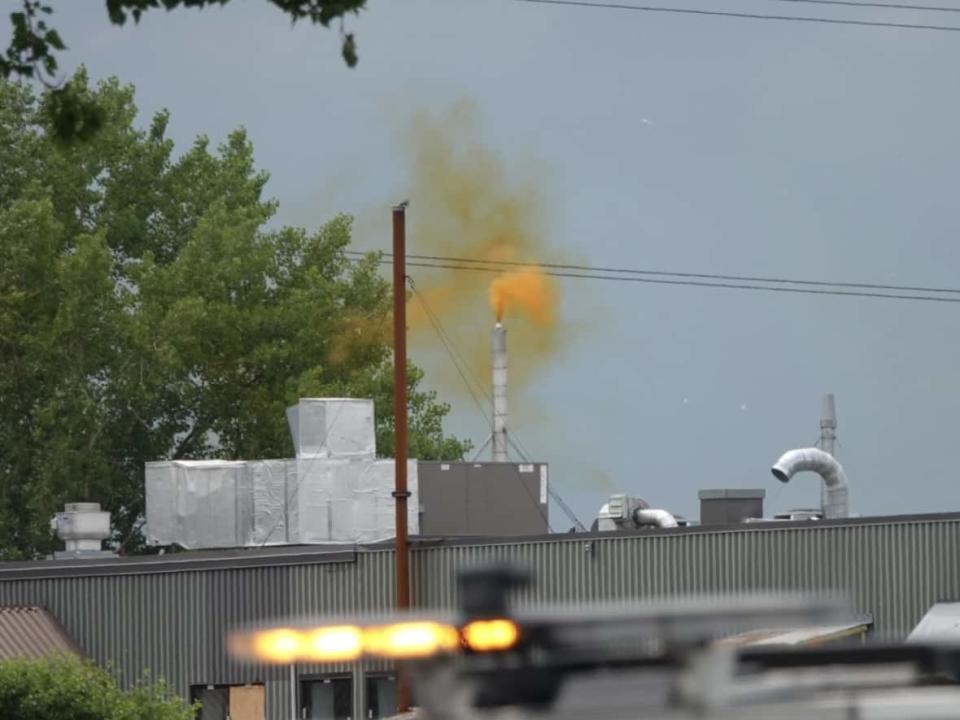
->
[230, 619, 520, 664]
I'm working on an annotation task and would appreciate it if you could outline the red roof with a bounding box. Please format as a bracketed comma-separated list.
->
[0, 607, 77, 659]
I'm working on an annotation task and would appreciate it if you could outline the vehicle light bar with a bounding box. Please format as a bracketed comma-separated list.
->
[232, 618, 519, 663]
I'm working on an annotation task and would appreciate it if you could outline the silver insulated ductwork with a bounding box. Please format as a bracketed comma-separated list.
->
[492, 322, 508, 462]
[771, 448, 849, 519]
[595, 495, 678, 531]
[633, 508, 679, 529]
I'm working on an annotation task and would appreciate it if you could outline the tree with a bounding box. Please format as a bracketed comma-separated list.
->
[2, 1, 366, 142]
[0, 71, 470, 559]
[0, 655, 196, 720]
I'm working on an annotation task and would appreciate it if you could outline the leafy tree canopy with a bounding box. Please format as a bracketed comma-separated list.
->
[0, 654, 196, 720]
[2, 1, 365, 142]
[0, 71, 470, 559]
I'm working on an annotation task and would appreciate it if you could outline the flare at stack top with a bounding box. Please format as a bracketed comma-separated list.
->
[492, 322, 508, 462]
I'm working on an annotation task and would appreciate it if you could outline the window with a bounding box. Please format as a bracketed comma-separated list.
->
[301, 675, 353, 720]
[189, 684, 265, 720]
[365, 674, 397, 720]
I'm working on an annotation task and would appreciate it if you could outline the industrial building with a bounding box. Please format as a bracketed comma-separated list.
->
[1, 370, 957, 720]
[0, 509, 958, 719]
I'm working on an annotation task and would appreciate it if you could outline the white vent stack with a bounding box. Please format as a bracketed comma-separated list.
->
[771, 448, 849, 519]
[818, 393, 838, 512]
[51, 502, 111, 553]
[491, 322, 508, 462]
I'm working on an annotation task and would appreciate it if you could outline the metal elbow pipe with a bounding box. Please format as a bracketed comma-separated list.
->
[633, 508, 678, 528]
[771, 448, 849, 519]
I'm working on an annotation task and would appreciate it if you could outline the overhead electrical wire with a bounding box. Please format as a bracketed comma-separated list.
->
[348, 251, 960, 295]
[410, 281, 492, 405]
[768, 0, 960, 13]
[400, 260, 960, 303]
[511, 0, 960, 32]
[409, 280, 492, 425]
[344, 252, 960, 305]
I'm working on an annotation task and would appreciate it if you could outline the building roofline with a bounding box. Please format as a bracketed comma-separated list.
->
[410, 510, 960, 548]
[0, 546, 356, 581]
[1, 510, 958, 580]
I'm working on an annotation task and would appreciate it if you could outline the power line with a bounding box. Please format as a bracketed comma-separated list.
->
[510, 425, 588, 532]
[768, 0, 960, 13]
[400, 260, 960, 303]
[346, 250, 960, 295]
[512, 0, 960, 32]
[345, 254, 960, 304]
[409, 280, 492, 428]
[409, 280, 492, 404]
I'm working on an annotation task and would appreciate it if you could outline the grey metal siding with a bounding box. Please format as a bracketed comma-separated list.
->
[411, 517, 960, 637]
[0, 553, 397, 720]
[0, 515, 957, 718]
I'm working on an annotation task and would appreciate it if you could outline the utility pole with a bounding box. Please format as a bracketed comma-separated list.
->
[392, 201, 412, 713]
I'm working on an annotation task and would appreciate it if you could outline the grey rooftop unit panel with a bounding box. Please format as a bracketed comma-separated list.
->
[418, 462, 548, 537]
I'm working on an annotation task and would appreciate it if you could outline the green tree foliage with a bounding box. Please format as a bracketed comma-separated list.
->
[0, 655, 196, 719]
[2, 1, 365, 142]
[0, 71, 470, 559]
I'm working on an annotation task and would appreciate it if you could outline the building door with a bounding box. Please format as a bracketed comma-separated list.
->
[301, 675, 353, 720]
[365, 674, 397, 719]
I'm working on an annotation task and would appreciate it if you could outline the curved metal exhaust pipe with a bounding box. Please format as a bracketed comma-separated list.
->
[771, 448, 849, 519]
[594, 500, 678, 530]
[634, 508, 679, 529]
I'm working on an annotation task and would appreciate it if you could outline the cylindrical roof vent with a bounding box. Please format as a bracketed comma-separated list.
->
[51, 503, 111, 554]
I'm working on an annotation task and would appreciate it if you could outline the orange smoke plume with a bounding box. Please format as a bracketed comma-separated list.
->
[489, 267, 556, 325]
[398, 100, 566, 395]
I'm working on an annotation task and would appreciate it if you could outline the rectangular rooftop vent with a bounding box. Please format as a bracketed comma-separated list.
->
[698, 489, 765, 526]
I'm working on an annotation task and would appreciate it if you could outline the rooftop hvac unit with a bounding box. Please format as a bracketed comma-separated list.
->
[145, 458, 418, 549]
[144, 398, 417, 549]
[286, 398, 376, 459]
[698, 489, 765, 526]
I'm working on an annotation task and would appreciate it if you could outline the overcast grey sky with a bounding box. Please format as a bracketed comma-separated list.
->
[21, 0, 960, 526]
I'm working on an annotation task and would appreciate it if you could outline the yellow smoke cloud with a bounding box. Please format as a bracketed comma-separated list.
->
[489, 267, 556, 325]
[404, 100, 563, 392]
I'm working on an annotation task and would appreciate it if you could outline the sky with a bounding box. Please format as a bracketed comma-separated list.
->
[16, 0, 960, 527]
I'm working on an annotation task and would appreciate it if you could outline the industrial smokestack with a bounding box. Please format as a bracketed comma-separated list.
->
[819, 393, 838, 514]
[771, 448, 849, 519]
[492, 322, 508, 461]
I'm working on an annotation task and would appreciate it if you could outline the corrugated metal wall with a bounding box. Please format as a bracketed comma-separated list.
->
[412, 516, 960, 635]
[0, 515, 957, 719]
[0, 553, 398, 720]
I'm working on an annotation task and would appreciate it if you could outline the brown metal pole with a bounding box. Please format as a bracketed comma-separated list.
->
[392, 201, 412, 713]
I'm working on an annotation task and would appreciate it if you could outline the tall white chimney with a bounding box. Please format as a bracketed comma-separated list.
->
[492, 322, 508, 461]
